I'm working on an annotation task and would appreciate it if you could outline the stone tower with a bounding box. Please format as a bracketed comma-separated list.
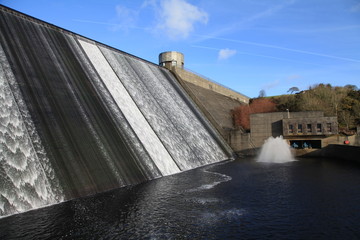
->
[159, 51, 184, 69]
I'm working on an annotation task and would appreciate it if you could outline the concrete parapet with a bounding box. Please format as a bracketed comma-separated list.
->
[173, 67, 249, 103]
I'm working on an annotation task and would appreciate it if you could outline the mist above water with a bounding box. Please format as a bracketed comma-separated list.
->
[257, 136, 296, 163]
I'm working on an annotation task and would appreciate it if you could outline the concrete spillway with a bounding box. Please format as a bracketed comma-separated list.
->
[0, 5, 232, 217]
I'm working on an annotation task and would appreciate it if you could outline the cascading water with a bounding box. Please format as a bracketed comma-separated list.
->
[99, 47, 229, 169]
[257, 136, 296, 163]
[79, 40, 180, 176]
[0, 6, 232, 217]
[99, 49, 199, 171]
[0, 45, 63, 217]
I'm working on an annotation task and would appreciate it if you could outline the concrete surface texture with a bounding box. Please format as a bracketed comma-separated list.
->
[173, 67, 249, 104]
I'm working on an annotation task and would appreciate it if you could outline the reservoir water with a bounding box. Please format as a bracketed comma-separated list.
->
[1, 157, 359, 239]
[0, 6, 359, 239]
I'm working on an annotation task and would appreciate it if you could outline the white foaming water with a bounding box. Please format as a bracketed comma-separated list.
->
[67, 37, 160, 179]
[186, 162, 232, 193]
[98, 48, 198, 171]
[138, 61, 228, 165]
[199, 208, 246, 225]
[186, 197, 222, 204]
[79, 40, 180, 176]
[257, 136, 296, 163]
[0, 45, 63, 217]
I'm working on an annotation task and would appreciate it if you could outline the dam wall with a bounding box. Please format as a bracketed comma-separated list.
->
[157, 51, 250, 151]
[0, 5, 232, 217]
[173, 67, 249, 104]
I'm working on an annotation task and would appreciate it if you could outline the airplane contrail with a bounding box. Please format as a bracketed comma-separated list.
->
[73, 19, 149, 30]
[194, 34, 360, 63]
[191, 45, 325, 66]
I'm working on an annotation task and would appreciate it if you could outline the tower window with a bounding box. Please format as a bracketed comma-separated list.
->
[298, 124, 303, 133]
[289, 124, 293, 133]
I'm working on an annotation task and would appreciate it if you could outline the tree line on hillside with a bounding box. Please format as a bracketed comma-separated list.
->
[232, 84, 360, 133]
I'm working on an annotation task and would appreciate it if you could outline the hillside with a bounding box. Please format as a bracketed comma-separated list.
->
[233, 84, 360, 133]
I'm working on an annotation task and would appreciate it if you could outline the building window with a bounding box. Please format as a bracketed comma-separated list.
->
[317, 123, 322, 133]
[298, 124, 303, 133]
[171, 61, 176, 66]
[289, 124, 293, 133]
[307, 124, 312, 133]
[327, 123, 332, 132]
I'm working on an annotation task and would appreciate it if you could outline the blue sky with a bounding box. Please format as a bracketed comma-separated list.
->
[1, 0, 360, 98]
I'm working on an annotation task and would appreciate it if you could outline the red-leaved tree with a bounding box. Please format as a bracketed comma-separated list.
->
[232, 98, 277, 130]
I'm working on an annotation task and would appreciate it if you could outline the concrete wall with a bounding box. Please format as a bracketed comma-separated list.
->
[250, 112, 288, 147]
[158, 53, 250, 153]
[169, 70, 229, 141]
[301, 144, 360, 163]
[173, 67, 249, 104]
[228, 131, 258, 155]
[355, 135, 360, 145]
[283, 117, 338, 137]
[159, 51, 184, 69]
[168, 66, 249, 152]
[250, 111, 330, 148]
[322, 135, 358, 146]
[182, 82, 243, 129]
[171, 69, 245, 156]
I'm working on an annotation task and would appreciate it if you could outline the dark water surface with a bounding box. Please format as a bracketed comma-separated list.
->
[1, 158, 360, 239]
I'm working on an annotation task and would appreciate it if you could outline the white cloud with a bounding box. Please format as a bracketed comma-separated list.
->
[157, 0, 208, 39]
[218, 48, 237, 60]
[141, 0, 158, 8]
